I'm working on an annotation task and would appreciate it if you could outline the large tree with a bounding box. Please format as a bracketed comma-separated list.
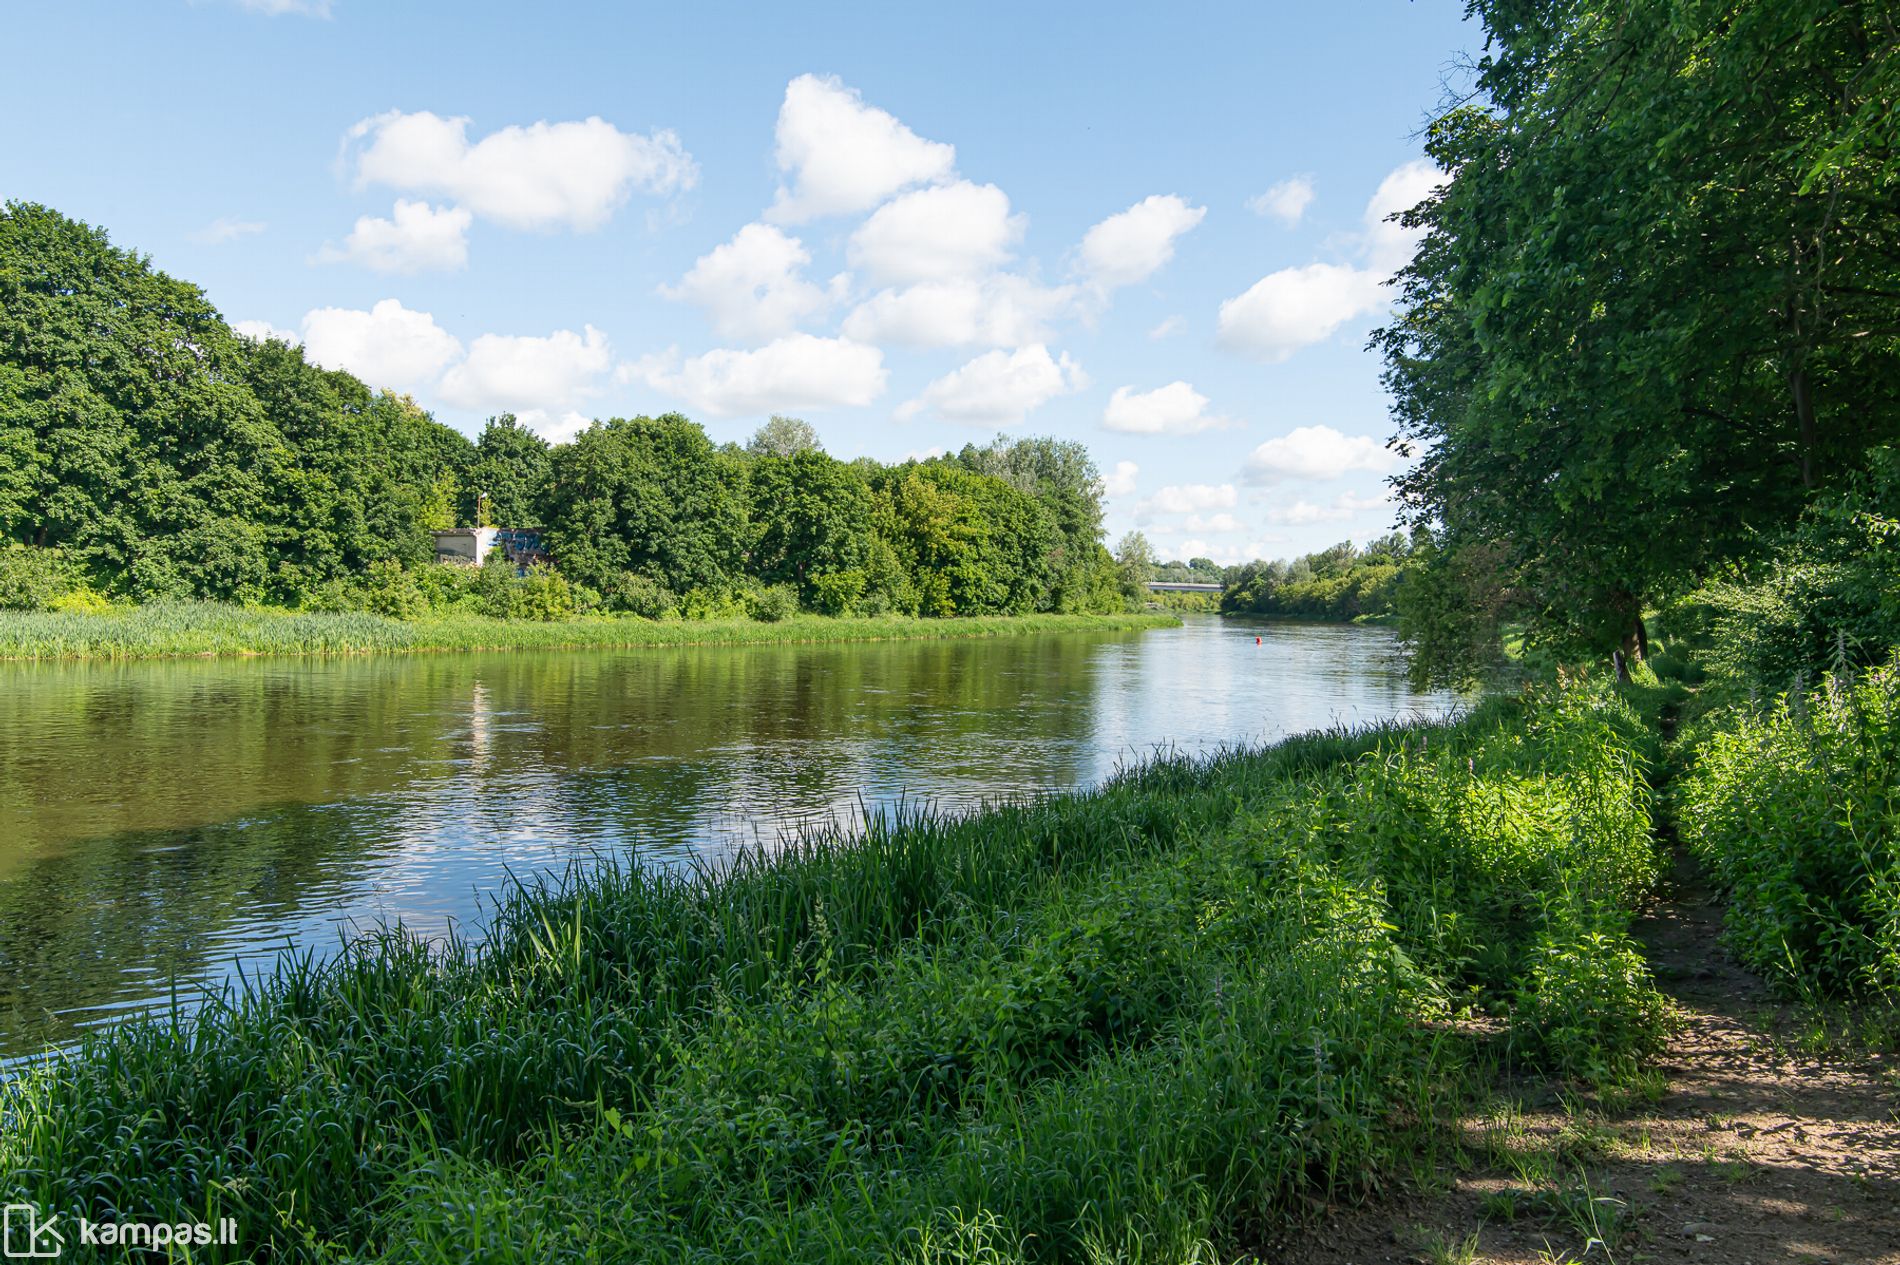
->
[1380, 1, 1900, 680]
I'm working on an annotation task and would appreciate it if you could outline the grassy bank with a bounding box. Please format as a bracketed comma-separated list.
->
[0, 678, 1670, 1263]
[0, 604, 1180, 662]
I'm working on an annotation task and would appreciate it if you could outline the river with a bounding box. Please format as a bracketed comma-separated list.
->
[0, 615, 1456, 1058]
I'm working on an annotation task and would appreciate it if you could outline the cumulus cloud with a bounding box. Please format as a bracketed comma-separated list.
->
[1217, 159, 1441, 362]
[300, 299, 463, 391]
[848, 181, 1023, 284]
[190, 216, 265, 244]
[343, 110, 696, 232]
[1242, 424, 1399, 484]
[1134, 483, 1237, 523]
[232, 318, 299, 344]
[439, 325, 612, 414]
[1215, 262, 1388, 363]
[630, 334, 887, 418]
[842, 275, 1077, 349]
[1263, 490, 1392, 525]
[1102, 381, 1231, 436]
[1148, 315, 1185, 340]
[766, 74, 957, 223]
[659, 222, 842, 342]
[895, 345, 1086, 425]
[318, 199, 471, 274]
[1247, 175, 1315, 226]
[1101, 460, 1139, 497]
[1078, 194, 1205, 290]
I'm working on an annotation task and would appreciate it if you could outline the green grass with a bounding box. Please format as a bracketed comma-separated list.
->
[0, 603, 1180, 661]
[0, 679, 1671, 1263]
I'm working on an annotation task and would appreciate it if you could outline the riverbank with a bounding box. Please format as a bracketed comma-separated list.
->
[0, 603, 1180, 661]
[1, 675, 1672, 1262]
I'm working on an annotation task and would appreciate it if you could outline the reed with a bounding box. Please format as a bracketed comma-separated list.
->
[0, 602, 1179, 662]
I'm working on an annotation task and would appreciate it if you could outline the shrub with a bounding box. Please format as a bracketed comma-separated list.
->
[806, 567, 866, 616]
[1678, 663, 1900, 998]
[1513, 925, 1670, 1077]
[0, 546, 80, 610]
[744, 582, 800, 623]
[360, 559, 428, 620]
[604, 572, 678, 620]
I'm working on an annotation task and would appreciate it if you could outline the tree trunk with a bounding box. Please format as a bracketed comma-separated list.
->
[1791, 365, 1818, 490]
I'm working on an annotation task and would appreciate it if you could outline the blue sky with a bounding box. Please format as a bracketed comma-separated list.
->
[1, 0, 1477, 564]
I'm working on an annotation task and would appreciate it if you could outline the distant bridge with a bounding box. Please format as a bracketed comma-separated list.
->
[1146, 581, 1223, 593]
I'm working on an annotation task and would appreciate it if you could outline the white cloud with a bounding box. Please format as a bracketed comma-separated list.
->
[842, 275, 1077, 349]
[766, 74, 957, 223]
[190, 216, 265, 244]
[847, 181, 1023, 285]
[1363, 159, 1441, 272]
[1135, 483, 1237, 523]
[902, 445, 949, 462]
[631, 334, 887, 418]
[232, 318, 299, 345]
[344, 110, 696, 232]
[299, 299, 463, 391]
[1217, 159, 1442, 362]
[1148, 315, 1185, 340]
[229, 0, 330, 14]
[659, 222, 841, 341]
[1077, 194, 1205, 290]
[1102, 381, 1231, 435]
[1216, 262, 1388, 362]
[1264, 490, 1392, 525]
[895, 345, 1086, 425]
[1101, 460, 1139, 497]
[1243, 424, 1399, 484]
[319, 199, 471, 274]
[439, 325, 612, 414]
[514, 409, 594, 445]
[1247, 175, 1315, 226]
[1168, 538, 1279, 567]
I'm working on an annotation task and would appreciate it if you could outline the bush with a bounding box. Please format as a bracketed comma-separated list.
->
[604, 573, 678, 620]
[1678, 663, 1900, 998]
[360, 559, 429, 620]
[744, 582, 800, 623]
[0, 546, 81, 610]
[1514, 925, 1671, 1077]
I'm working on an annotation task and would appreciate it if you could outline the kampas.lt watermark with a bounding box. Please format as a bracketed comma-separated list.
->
[4, 1204, 238, 1257]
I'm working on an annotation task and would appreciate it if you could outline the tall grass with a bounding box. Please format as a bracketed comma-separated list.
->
[0, 602, 1178, 661]
[1678, 661, 1900, 999]
[0, 682, 1668, 1263]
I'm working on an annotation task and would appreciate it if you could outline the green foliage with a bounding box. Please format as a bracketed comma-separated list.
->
[0, 544, 82, 610]
[1222, 534, 1411, 624]
[540, 414, 748, 597]
[1379, 2, 1900, 663]
[602, 572, 678, 620]
[1678, 663, 1900, 999]
[461, 415, 551, 528]
[1699, 447, 1900, 692]
[743, 581, 800, 623]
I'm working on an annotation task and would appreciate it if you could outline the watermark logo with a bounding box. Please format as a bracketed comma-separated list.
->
[2, 1206, 62, 1260]
[2, 1205, 238, 1258]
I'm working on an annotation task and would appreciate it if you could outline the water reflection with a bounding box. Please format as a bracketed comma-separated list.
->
[0, 617, 1454, 1056]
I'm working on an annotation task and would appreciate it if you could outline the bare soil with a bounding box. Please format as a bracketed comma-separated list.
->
[1270, 850, 1900, 1265]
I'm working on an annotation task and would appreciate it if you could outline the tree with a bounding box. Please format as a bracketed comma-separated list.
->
[746, 414, 821, 458]
[540, 414, 747, 596]
[1378, 1, 1900, 675]
[1115, 531, 1155, 592]
[462, 415, 552, 527]
[747, 449, 877, 611]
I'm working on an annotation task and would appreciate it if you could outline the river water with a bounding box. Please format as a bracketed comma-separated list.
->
[0, 615, 1456, 1058]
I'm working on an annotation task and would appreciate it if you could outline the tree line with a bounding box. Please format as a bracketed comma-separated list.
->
[1381, 0, 1900, 687]
[0, 203, 1129, 620]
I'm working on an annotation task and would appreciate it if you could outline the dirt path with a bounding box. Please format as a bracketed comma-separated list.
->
[1276, 850, 1900, 1265]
